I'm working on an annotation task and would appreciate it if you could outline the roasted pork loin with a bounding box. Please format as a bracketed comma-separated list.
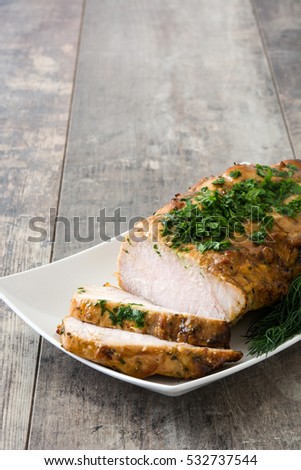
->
[118, 160, 301, 323]
[57, 317, 242, 379]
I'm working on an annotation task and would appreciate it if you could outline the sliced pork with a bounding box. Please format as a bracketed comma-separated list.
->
[57, 317, 242, 379]
[70, 284, 231, 348]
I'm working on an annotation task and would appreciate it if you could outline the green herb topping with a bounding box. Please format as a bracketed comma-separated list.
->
[274, 197, 301, 217]
[94, 299, 146, 328]
[109, 305, 146, 328]
[77, 287, 86, 293]
[160, 164, 301, 253]
[153, 243, 161, 257]
[198, 240, 231, 253]
[229, 170, 242, 179]
[94, 299, 147, 328]
[94, 299, 107, 315]
[246, 274, 301, 356]
[212, 177, 225, 185]
[287, 163, 298, 171]
[256, 163, 297, 179]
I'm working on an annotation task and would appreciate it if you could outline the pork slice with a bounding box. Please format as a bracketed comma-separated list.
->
[57, 317, 242, 379]
[70, 284, 231, 348]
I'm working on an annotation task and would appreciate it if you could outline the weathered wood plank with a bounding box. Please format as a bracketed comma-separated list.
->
[0, 0, 84, 449]
[29, 0, 300, 449]
[28, 341, 301, 449]
[51, 0, 294, 260]
[253, 0, 301, 158]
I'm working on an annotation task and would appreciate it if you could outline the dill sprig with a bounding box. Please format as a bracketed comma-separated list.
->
[246, 275, 301, 356]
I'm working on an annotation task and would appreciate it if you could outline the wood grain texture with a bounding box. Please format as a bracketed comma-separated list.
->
[28, 0, 301, 450]
[0, 0, 84, 449]
[51, 0, 293, 260]
[253, 0, 301, 158]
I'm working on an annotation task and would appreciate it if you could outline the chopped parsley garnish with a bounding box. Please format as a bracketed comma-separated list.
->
[212, 177, 225, 185]
[153, 243, 161, 257]
[94, 300, 146, 328]
[248, 230, 268, 245]
[274, 197, 301, 217]
[229, 170, 241, 179]
[94, 299, 147, 328]
[161, 164, 301, 253]
[77, 287, 86, 293]
[256, 163, 297, 179]
[94, 299, 107, 315]
[287, 163, 298, 172]
[198, 240, 231, 253]
[109, 305, 146, 328]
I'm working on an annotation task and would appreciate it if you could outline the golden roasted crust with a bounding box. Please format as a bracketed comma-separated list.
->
[70, 291, 231, 348]
[57, 319, 243, 379]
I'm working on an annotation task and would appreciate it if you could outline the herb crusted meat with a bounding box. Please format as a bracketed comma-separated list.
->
[118, 160, 301, 323]
[57, 317, 242, 379]
[70, 284, 231, 348]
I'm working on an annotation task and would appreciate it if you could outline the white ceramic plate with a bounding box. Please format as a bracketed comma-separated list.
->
[1, 237, 300, 397]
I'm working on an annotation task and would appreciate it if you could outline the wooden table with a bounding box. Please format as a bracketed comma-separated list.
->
[1, 0, 301, 450]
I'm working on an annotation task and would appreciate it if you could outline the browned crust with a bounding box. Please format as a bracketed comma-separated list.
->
[57, 319, 243, 380]
[70, 292, 231, 348]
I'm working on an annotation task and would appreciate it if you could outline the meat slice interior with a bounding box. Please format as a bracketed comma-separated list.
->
[70, 284, 231, 347]
[118, 236, 246, 322]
